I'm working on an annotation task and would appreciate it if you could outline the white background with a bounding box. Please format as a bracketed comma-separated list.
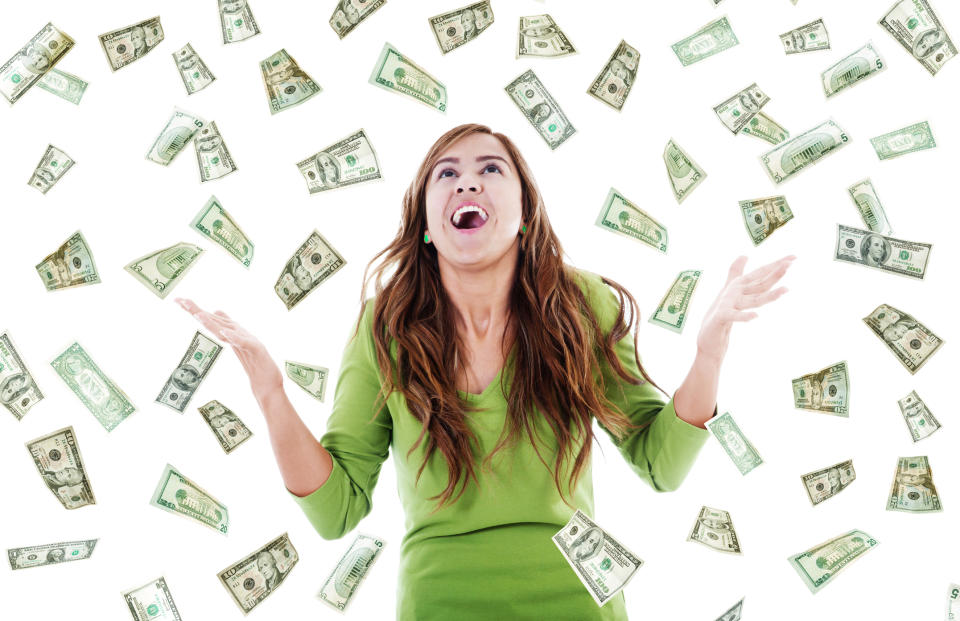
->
[2, 0, 959, 619]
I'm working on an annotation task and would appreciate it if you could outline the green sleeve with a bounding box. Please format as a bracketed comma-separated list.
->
[286, 299, 392, 539]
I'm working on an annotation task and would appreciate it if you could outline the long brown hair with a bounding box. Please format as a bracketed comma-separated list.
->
[354, 123, 665, 513]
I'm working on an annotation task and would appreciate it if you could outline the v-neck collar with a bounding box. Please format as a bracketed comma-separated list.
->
[456, 344, 516, 402]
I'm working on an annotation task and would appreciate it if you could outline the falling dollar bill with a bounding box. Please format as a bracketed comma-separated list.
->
[505, 69, 575, 149]
[847, 178, 892, 235]
[553, 509, 643, 607]
[275, 230, 348, 310]
[834, 224, 930, 280]
[146, 108, 206, 165]
[587, 40, 640, 111]
[37, 68, 87, 105]
[194, 121, 237, 181]
[687, 506, 741, 554]
[429, 1, 494, 54]
[149, 463, 229, 534]
[898, 391, 941, 442]
[219, 0, 261, 43]
[369, 42, 446, 112]
[705, 411, 763, 475]
[663, 139, 706, 203]
[285, 361, 329, 401]
[887, 456, 942, 512]
[791, 361, 849, 416]
[595, 187, 667, 253]
[714, 83, 769, 134]
[190, 196, 254, 267]
[218, 533, 299, 614]
[8, 539, 97, 570]
[156, 332, 222, 412]
[124, 242, 204, 299]
[25, 426, 96, 509]
[98, 16, 164, 71]
[0, 22, 74, 104]
[51, 341, 136, 431]
[739, 195, 793, 246]
[671, 16, 739, 66]
[35, 230, 100, 291]
[870, 121, 935, 160]
[801, 459, 856, 505]
[517, 14, 577, 58]
[948, 584, 959, 620]
[741, 111, 789, 145]
[649, 270, 701, 333]
[173, 43, 215, 94]
[713, 598, 744, 621]
[0, 332, 44, 420]
[318, 533, 386, 612]
[879, 0, 956, 76]
[123, 576, 182, 621]
[781, 18, 830, 54]
[297, 129, 382, 194]
[198, 400, 253, 454]
[759, 119, 849, 184]
[863, 303, 943, 374]
[788, 530, 878, 593]
[821, 42, 886, 97]
[29, 144, 75, 194]
[260, 49, 322, 114]
[330, 0, 386, 39]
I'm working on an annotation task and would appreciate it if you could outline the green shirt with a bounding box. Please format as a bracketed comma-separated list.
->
[289, 268, 714, 620]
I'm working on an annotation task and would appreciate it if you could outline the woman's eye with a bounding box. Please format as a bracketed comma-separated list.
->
[483, 164, 501, 173]
[438, 168, 456, 178]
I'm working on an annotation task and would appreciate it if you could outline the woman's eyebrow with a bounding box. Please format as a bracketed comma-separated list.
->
[432, 155, 511, 169]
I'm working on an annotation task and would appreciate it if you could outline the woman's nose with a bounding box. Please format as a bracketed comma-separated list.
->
[456, 185, 478, 193]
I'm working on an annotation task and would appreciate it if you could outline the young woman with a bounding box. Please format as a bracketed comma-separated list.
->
[176, 123, 793, 619]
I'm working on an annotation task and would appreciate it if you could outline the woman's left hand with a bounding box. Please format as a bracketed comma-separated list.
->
[696, 255, 795, 363]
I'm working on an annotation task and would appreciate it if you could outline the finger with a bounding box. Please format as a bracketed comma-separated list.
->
[725, 256, 748, 285]
[739, 287, 788, 309]
[213, 310, 235, 324]
[175, 297, 203, 314]
[721, 309, 758, 322]
[742, 262, 793, 294]
[741, 255, 795, 284]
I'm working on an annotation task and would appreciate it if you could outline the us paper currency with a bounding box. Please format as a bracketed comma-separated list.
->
[587, 40, 640, 111]
[0, 331, 44, 420]
[429, 2, 494, 54]
[8, 539, 97, 570]
[318, 533, 386, 612]
[863, 303, 943, 374]
[330, 0, 386, 39]
[35, 230, 100, 291]
[150, 463, 229, 534]
[190, 196, 254, 267]
[517, 14, 576, 58]
[788, 530, 878, 593]
[218, 533, 299, 614]
[898, 391, 941, 442]
[369, 42, 446, 112]
[740, 196, 794, 246]
[99, 16, 164, 71]
[219, 0, 261, 43]
[791, 361, 849, 416]
[834, 225, 930, 280]
[870, 121, 935, 160]
[887, 456, 942, 512]
[0, 23, 74, 104]
[781, 18, 830, 54]
[595, 187, 667, 253]
[146, 108, 206, 165]
[285, 361, 329, 401]
[663, 139, 706, 203]
[714, 598, 744, 621]
[759, 119, 848, 184]
[274, 230, 348, 310]
[948, 584, 959, 620]
[705, 411, 763, 475]
[156, 331, 222, 412]
[260, 49, 321, 114]
[50, 341, 136, 431]
[198, 400, 253, 454]
[801, 459, 856, 505]
[25, 426, 96, 509]
[505, 69, 575, 149]
[124, 242, 204, 299]
[297, 129, 381, 194]
[650, 270, 701, 334]
[714, 83, 769, 134]
[671, 16, 739, 66]
[194, 121, 237, 181]
[687, 506, 741, 554]
[821, 42, 885, 97]
[37, 68, 87, 104]
[123, 576, 182, 621]
[847, 179, 892, 235]
[553, 509, 642, 607]
[29, 144, 74, 194]
[879, 0, 956, 75]
[741, 111, 789, 145]
[173, 43, 215, 94]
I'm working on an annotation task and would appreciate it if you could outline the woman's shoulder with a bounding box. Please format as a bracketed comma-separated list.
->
[570, 266, 623, 335]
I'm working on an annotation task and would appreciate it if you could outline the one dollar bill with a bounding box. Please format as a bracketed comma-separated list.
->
[50, 342, 136, 431]
[671, 16, 739, 66]
[123, 576, 182, 621]
[0, 22, 74, 104]
[847, 178, 892, 235]
[190, 196, 254, 267]
[791, 361, 849, 416]
[505, 69, 575, 149]
[879, 0, 956, 76]
[149, 463, 229, 534]
[801, 459, 856, 505]
[863, 303, 943, 374]
[198, 399, 253, 454]
[870, 121, 935, 160]
[275, 230, 347, 310]
[740, 195, 793, 245]
[369, 42, 446, 112]
[98, 16, 164, 71]
[124, 242, 204, 299]
[788, 529, 878, 593]
[156, 331, 222, 412]
[595, 187, 667, 253]
[649, 270, 701, 333]
[821, 42, 885, 97]
[297, 128, 382, 194]
[318, 533, 386, 612]
[429, 2, 494, 54]
[887, 455, 942, 512]
[897, 390, 941, 442]
[834, 224, 930, 280]
[705, 411, 763, 475]
[218, 533, 299, 614]
[687, 506, 741, 554]
[37, 67, 87, 105]
[759, 119, 848, 184]
[0, 331, 44, 420]
[8, 539, 97, 570]
[25, 426, 96, 509]
[285, 361, 329, 401]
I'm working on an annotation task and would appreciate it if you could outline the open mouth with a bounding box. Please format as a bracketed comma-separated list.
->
[451, 203, 489, 230]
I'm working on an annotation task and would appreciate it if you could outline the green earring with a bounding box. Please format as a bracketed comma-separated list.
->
[423, 232, 430, 243]
[520, 225, 527, 234]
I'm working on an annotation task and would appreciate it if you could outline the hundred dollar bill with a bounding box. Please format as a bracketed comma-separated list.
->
[834, 224, 930, 280]
[505, 69, 575, 149]
[759, 119, 849, 184]
[898, 390, 941, 442]
[146, 108, 206, 165]
[285, 361, 329, 401]
[297, 129, 382, 194]
[553, 509, 643, 607]
[35, 230, 100, 291]
[318, 533, 386, 612]
[25, 426, 96, 509]
[173, 43, 215, 94]
[275, 230, 348, 310]
[99, 16, 164, 71]
[595, 187, 667, 253]
[714, 598, 744, 621]
[663, 139, 706, 203]
[687, 506, 741, 554]
[821, 42, 886, 97]
[870, 121, 935, 160]
[788, 529, 878, 593]
[150, 463, 229, 534]
[51, 342, 136, 431]
[0, 23, 74, 104]
[219, 0, 261, 43]
[879, 0, 956, 76]
[517, 14, 576, 58]
[863, 303, 943, 374]
[671, 16, 739, 66]
[190, 196, 254, 267]
[123, 576, 182, 621]
[0, 331, 44, 420]
[218, 533, 299, 614]
[714, 83, 769, 134]
[330, 0, 386, 39]
[194, 121, 237, 181]
[740, 195, 793, 246]
[801, 459, 855, 505]
[650, 270, 701, 333]
[156, 331, 222, 412]
[948, 584, 959, 620]
[124, 242, 204, 299]
[8, 539, 97, 570]
[429, 2, 494, 54]
[37, 68, 87, 104]
[791, 361, 848, 416]
[260, 49, 322, 114]
[847, 178, 892, 235]
[887, 455, 942, 512]
[741, 111, 789, 145]
[705, 411, 763, 475]
[781, 18, 831, 54]
[587, 40, 640, 111]
[29, 144, 75, 194]
[369, 42, 446, 112]
[198, 399, 253, 454]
